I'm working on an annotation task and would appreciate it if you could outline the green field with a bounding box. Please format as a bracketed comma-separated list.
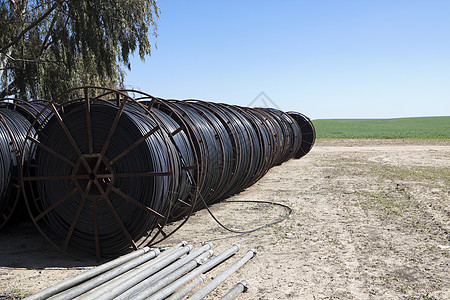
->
[312, 116, 450, 139]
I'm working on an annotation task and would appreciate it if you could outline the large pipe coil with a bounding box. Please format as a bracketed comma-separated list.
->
[0, 86, 316, 258]
[0, 100, 40, 228]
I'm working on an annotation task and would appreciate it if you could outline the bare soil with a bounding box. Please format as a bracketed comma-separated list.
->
[1, 139, 449, 299]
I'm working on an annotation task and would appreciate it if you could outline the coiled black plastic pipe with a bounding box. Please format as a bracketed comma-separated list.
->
[4, 86, 314, 258]
[0, 108, 35, 228]
[288, 111, 316, 158]
[26, 100, 179, 256]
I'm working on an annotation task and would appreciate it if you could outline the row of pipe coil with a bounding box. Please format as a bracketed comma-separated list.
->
[0, 86, 315, 258]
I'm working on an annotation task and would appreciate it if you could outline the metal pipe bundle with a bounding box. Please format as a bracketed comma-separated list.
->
[26, 242, 255, 300]
[23, 246, 157, 300]
[0, 86, 317, 258]
[188, 249, 256, 300]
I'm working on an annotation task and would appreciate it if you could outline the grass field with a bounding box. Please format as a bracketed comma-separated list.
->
[312, 116, 450, 139]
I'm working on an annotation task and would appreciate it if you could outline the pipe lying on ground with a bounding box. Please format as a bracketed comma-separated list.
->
[90, 243, 213, 300]
[189, 249, 257, 300]
[23, 246, 153, 300]
[46, 248, 160, 300]
[113, 243, 213, 299]
[77, 244, 194, 300]
[220, 280, 248, 300]
[26, 242, 257, 300]
[122, 249, 214, 300]
[166, 274, 207, 300]
[146, 244, 241, 300]
[73, 242, 187, 299]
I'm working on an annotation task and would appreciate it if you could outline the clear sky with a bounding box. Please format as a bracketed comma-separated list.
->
[124, 0, 450, 119]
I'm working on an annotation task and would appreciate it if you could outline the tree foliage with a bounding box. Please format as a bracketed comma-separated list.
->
[0, 0, 159, 100]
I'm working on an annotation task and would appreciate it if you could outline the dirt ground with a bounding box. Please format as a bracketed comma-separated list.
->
[1, 139, 449, 299]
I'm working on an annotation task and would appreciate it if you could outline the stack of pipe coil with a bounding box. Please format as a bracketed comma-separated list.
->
[1, 86, 315, 258]
[0, 100, 46, 228]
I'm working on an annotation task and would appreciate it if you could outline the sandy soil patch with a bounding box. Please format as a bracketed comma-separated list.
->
[1, 139, 449, 299]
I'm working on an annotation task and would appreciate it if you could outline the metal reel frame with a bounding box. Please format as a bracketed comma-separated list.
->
[287, 111, 316, 159]
[19, 86, 187, 259]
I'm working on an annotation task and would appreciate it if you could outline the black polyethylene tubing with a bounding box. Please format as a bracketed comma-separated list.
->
[267, 108, 302, 161]
[186, 102, 235, 202]
[34, 100, 178, 256]
[0, 109, 35, 227]
[165, 101, 224, 207]
[220, 104, 262, 193]
[16, 86, 312, 257]
[138, 99, 200, 218]
[236, 107, 273, 185]
[287, 111, 316, 159]
[151, 108, 195, 206]
[204, 103, 251, 197]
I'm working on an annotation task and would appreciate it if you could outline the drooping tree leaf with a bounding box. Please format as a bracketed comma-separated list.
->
[0, 0, 159, 101]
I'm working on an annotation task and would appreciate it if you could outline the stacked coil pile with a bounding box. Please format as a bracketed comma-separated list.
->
[0, 100, 46, 228]
[1, 86, 315, 258]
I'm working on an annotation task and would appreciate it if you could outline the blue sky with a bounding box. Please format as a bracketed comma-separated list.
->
[124, 0, 450, 119]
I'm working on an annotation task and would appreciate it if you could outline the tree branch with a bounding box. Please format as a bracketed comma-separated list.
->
[39, 8, 59, 56]
[0, 0, 62, 53]
[0, 79, 17, 98]
[0, 50, 60, 64]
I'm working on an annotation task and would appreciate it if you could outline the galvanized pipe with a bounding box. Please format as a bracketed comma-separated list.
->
[123, 249, 214, 300]
[113, 243, 213, 300]
[219, 280, 248, 300]
[189, 249, 257, 300]
[74, 242, 187, 299]
[147, 244, 241, 300]
[47, 248, 160, 300]
[166, 274, 207, 300]
[23, 246, 154, 300]
[77, 244, 194, 300]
